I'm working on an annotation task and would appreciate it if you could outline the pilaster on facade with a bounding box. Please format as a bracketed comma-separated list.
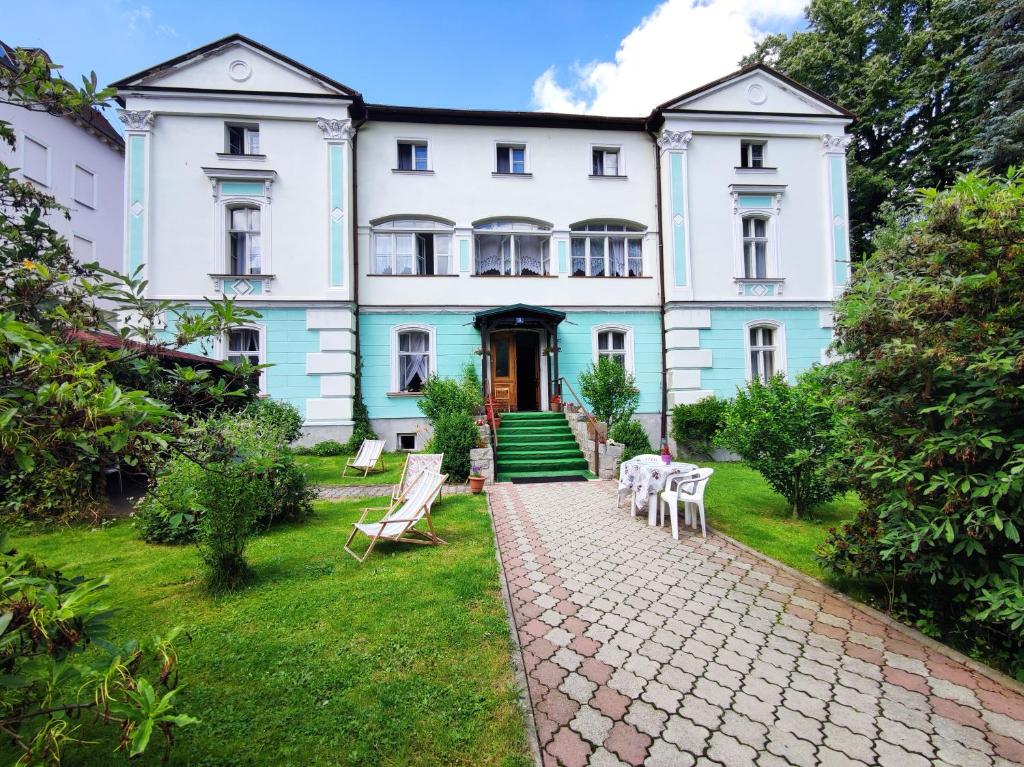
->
[304, 307, 356, 425]
[822, 134, 853, 298]
[117, 109, 154, 286]
[658, 130, 694, 301]
[317, 118, 355, 293]
[664, 307, 714, 406]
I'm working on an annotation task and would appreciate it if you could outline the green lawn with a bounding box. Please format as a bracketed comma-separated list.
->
[6, 495, 530, 767]
[702, 462, 862, 580]
[295, 451, 406, 486]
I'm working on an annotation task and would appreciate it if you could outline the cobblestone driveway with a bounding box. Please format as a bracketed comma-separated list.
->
[489, 481, 1024, 767]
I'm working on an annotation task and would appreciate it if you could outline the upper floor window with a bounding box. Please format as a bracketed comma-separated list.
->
[740, 140, 765, 169]
[569, 222, 644, 277]
[73, 165, 96, 208]
[748, 325, 778, 384]
[474, 220, 550, 276]
[397, 140, 429, 171]
[226, 124, 260, 155]
[592, 147, 622, 177]
[496, 144, 527, 174]
[22, 135, 48, 186]
[372, 218, 452, 275]
[228, 206, 262, 275]
[396, 328, 431, 393]
[742, 216, 768, 278]
[226, 326, 265, 392]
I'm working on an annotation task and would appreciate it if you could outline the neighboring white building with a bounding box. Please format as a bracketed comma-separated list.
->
[112, 34, 853, 456]
[0, 41, 124, 272]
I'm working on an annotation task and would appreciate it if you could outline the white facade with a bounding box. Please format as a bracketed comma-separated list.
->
[112, 35, 853, 447]
[0, 67, 124, 271]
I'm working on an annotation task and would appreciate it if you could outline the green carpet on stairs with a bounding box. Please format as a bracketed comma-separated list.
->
[495, 411, 592, 482]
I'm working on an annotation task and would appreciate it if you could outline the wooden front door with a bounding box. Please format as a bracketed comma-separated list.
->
[491, 331, 517, 411]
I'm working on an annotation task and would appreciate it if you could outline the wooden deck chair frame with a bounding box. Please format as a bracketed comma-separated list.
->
[344, 470, 448, 563]
[342, 439, 386, 477]
[391, 452, 444, 507]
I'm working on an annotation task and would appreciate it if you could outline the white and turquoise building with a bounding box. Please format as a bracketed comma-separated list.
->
[112, 35, 853, 449]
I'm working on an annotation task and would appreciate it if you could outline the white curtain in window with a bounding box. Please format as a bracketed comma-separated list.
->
[399, 331, 430, 391]
[228, 328, 260, 365]
[374, 233, 393, 274]
[608, 237, 625, 276]
[589, 237, 606, 276]
[396, 233, 415, 275]
[605, 152, 618, 176]
[516, 236, 545, 275]
[571, 238, 586, 276]
[434, 235, 451, 275]
[627, 239, 642, 276]
[476, 234, 508, 274]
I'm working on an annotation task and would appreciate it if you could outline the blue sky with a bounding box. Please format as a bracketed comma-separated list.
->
[2, 0, 805, 116]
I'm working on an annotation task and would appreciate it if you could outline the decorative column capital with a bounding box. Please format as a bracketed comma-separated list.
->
[658, 130, 693, 152]
[116, 109, 154, 132]
[821, 134, 852, 153]
[316, 117, 355, 141]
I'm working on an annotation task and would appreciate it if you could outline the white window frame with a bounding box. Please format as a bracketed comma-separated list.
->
[223, 323, 267, 394]
[371, 218, 454, 275]
[494, 141, 529, 175]
[591, 144, 625, 177]
[226, 204, 264, 276]
[205, 175, 274, 277]
[21, 133, 50, 186]
[225, 123, 261, 155]
[591, 324, 635, 374]
[741, 215, 770, 279]
[569, 222, 645, 277]
[472, 219, 551, 276]
[395, 138, 431, 172]
[743, 320, 786, 384]
[730, 191, 783, 282]
[72, 163, 97, 209]
[740, 140, 766, 169]
[390, 323, 436, 394]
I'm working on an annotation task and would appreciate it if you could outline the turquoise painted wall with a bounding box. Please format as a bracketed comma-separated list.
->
[358, 310, 663, 420]
[700, 308, 831, 399]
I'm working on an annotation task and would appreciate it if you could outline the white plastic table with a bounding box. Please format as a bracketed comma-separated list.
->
[618, 458, 698, 525]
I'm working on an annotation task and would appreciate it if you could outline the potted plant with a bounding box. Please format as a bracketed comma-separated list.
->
[550, 394, 562, 413]
[468, 465, 486, 494]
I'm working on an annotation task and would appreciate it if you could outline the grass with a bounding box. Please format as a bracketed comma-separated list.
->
[295, 451, 406, 486]
[5, 495, 530, 767]
[702, 461, 862, 581]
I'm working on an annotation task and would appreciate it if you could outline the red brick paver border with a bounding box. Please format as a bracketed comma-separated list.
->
[490, 480, 1024, 767]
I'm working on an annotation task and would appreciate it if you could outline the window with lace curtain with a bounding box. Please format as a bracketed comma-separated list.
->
[570, 222, 644, 277]
[473, 220, 550, 276]
[748, 325, 776, 383]
[394, 328, 432, 393]
[226, 326, 265, 392]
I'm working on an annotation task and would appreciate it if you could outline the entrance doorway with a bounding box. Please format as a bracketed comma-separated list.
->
[490, 330, 541, 411]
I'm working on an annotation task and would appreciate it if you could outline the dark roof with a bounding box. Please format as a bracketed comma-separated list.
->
[110, 33, 361, 100]
[362, 103, 645, 131]
[69, 330, 221, 365]
[474, 304, 567, 329]
[648, 63, 855, 125]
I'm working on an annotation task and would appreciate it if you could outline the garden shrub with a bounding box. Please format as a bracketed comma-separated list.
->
[428, 410, 479, 481]
[578, 356, 640, 430]
[311, 440, 346, 456]
[609, 419, 653, 462]
[344, 394, 378, 453]
[241, 398, 304, 443]
[717, 369, 847, 518]
[418, 363, 483, 422]
[820, 172, 1024, 671]
[670, 396, 729, 458]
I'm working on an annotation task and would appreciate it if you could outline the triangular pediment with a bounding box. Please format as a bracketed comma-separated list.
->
[658, 65, 851, 118]
[112, 34, 359, 99]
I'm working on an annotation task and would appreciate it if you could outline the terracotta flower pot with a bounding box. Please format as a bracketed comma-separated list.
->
[469, 476, 485, 494]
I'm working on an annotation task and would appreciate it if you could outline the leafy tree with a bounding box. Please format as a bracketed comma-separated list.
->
[744, 0, 981, 257]
[578, 356, 640, 430]
[718, 370, 848, 518]
[967, 0, 1024, 170]
[820, 172, 1024, 665]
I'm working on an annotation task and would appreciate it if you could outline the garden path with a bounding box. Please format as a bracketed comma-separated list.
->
[489, 480, 1024, 767]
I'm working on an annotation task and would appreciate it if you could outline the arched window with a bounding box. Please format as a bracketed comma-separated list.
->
[742, 215, 768, 279]
[744, 321, 786, 384]
[371, 218, 453, 275]
[473, 219, 551, 276]
[592, 324, 635, 373]
[226, 325, 265, 393]
[391, 325, 435, 393]
[569, 222, 645, 277]
[228, 205, 262, 275]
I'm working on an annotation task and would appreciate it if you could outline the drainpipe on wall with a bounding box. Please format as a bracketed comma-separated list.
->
[650, 129, 669, 445]
[350, 113, 367, 432]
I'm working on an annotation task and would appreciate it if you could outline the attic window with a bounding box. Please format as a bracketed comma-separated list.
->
[740, 141, 765, 169]
[226, 124, 260, 155]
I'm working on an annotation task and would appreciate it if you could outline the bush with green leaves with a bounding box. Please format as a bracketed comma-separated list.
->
[820, 172, 1024, 668]
[0, 550, 197, 764]
[311, 439, 346, 457]
[241, 398, 304, 443]
[718, 369, 847, 519]
[670, 396, 729, 458]
[344, 360, 378, 453]
[428, 411, 479, 481]
[609, 419, 653, 462]
[578, 356, 639, 430]
[418, 363, 483, 423]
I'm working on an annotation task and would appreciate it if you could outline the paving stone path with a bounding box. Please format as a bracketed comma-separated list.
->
[314, 484, 470, 499]
[489, 480, 1024, 767]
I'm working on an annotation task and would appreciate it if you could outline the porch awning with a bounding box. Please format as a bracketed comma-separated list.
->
[473, 304, 566, 330]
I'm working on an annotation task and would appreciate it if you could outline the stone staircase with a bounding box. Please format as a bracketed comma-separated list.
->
[495, 411, 591, 482]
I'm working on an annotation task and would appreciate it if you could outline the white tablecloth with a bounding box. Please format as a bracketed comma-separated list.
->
[618, 458, 698, 521]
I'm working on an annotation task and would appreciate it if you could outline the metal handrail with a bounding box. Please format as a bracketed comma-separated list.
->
[557, 376, 600, 477]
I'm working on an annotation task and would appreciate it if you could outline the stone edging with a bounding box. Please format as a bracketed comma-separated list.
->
[708, 523, 1024, 698]
[485, 491, 545, 767]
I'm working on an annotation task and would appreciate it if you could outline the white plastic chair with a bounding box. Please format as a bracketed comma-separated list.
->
[658, 468, 715, 539]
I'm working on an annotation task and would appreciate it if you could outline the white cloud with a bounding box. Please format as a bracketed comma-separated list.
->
[120, 3, 177, 37]
[532, 0, 805, 116]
